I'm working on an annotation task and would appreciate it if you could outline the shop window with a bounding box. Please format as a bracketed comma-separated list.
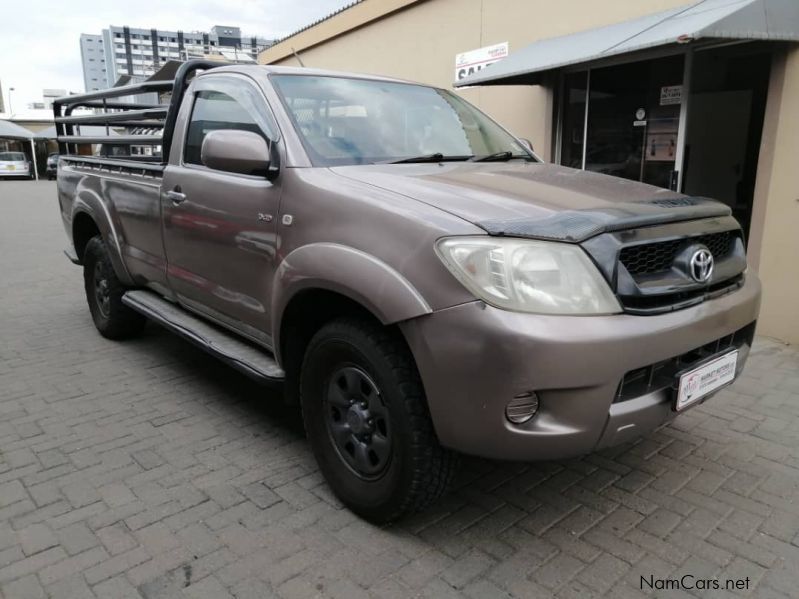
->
[560, 55, 684, 189]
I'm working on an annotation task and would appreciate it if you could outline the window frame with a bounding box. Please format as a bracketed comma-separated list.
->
[180, 74, 281, 177]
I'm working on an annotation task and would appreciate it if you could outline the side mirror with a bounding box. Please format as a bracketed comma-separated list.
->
[201, 129, 273, 177]
[519, 138, 534, 152]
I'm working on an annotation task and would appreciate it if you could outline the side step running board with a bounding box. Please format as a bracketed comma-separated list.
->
[122, 290, 285, 384]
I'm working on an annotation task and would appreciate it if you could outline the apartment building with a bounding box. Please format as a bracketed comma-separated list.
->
[80, 25, 272, 92]
[80, 34, 107, 92]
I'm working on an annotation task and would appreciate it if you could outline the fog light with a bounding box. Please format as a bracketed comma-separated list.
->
[505, 392, 540, 424]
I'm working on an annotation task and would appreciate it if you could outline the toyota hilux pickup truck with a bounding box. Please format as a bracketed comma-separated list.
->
[55, 60, 760, 523]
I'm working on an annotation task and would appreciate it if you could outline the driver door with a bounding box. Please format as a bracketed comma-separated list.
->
[161, 74, 282, 346]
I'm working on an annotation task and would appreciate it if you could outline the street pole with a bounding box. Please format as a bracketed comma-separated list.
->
[8, 87, 14, 116]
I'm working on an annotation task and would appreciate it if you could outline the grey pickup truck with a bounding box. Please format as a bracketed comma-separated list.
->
[55, 60, 760, 522]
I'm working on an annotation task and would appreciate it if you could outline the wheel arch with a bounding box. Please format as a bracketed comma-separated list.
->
[272, 242, 432, 366]
[70, 192, 134, 286]
[72, 210, 101, 263]
[273, 243, 434, 406]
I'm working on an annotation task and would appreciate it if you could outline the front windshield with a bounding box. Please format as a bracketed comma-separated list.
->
[0, 152, 26, 162]
[271, 74, 536, 166]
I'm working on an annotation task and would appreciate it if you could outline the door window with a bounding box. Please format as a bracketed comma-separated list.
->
[184, 79, 277, 166]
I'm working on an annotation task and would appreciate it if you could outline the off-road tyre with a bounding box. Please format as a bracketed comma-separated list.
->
[83, 235, 146, 339]
[300, 317, 457, 523]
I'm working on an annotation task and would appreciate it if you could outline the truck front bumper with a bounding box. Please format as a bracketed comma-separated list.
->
[400, 274, 761, 461]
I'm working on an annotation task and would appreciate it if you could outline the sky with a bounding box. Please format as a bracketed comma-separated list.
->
[0, 0, 353, 112]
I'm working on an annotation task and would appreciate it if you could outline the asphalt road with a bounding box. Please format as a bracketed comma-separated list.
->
[1, 179, 798, 598]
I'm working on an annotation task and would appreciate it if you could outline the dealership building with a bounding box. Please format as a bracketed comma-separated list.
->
[259, 0, 799, 344]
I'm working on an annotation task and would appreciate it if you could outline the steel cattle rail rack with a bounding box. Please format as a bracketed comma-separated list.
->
[52, 60, 223, 172]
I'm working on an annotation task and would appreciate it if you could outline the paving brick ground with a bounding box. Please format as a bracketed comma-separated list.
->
[1, 180, 798, 598]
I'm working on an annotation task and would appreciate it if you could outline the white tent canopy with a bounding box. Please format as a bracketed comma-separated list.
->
[455, 0, 799, 87]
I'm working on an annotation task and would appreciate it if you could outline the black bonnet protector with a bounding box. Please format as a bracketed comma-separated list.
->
[477, 197, 732, 243]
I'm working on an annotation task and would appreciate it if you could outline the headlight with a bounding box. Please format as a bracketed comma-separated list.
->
[436, 236, 621, 315]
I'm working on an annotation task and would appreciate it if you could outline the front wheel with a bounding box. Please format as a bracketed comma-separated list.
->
[300, 317, 456, 523]
[83, 235, 146, 339]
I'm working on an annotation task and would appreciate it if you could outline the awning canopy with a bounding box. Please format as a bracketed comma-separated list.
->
[455, 0, 799, 87]
[0, 120, 36, 139]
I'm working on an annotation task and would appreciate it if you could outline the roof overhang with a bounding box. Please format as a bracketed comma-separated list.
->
[455, 0, 799, 87]
[0, 120, 36, 139]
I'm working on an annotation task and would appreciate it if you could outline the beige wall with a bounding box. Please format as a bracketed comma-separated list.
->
[14, 121, 51, 133]
[261, 0, 799, 344]
[749, 46, 799, 342]
[260, 0, 691, 160]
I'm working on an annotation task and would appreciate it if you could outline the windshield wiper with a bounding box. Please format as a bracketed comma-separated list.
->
[380, 153, 470, 164]
[380, 153, 444, 164]
[469, 151, 516, 162]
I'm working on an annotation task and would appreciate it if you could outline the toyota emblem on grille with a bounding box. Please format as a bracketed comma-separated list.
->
[689, 247, 714, 283]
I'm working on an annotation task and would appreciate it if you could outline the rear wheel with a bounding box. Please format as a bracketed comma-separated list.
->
[83, 235, 145, 339]
[300, 317, 456, 523]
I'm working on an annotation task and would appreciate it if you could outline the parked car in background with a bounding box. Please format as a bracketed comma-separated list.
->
[0, 152, 32, 179]
[46, 153, 59, 180]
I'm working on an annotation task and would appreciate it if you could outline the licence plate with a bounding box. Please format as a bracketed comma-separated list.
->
[7, 165, 14, 171]
[676, 350, 738, 411]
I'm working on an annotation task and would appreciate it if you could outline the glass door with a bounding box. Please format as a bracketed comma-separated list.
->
[560, 55, 685, 189]
[681, 45, 771, 239]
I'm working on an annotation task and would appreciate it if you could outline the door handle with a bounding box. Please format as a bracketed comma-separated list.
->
[166, 188, 186, 205]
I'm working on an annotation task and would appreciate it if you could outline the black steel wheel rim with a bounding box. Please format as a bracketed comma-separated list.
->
[324, 365, 392, 479]
[93, 261, 111, 318]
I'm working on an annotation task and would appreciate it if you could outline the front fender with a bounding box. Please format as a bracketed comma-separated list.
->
[272, 242, 432, 350]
